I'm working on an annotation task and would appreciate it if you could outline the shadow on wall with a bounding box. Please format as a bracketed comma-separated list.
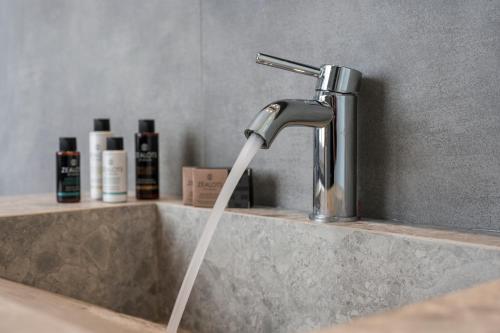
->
[160, 129, 201, 197]
[357, 77, 391, 220]
[181, 130, 199, 168]
[253, 172, 278, 207]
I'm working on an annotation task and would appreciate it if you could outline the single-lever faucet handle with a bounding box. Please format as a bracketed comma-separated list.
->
[256, 53, 361, 94]
[256, 53, 321, 77]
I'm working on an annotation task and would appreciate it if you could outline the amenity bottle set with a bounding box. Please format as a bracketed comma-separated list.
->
[56, 118, 159, 203]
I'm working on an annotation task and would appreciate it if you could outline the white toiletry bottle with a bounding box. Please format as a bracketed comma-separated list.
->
[89, 119, 112, 200]
[102, 137, 128, 203]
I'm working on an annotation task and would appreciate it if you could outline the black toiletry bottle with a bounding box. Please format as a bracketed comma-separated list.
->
[56, 137, 81, 203]
[135, 119, 159, 199]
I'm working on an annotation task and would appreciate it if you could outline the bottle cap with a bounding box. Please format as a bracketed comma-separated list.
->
[106, 137, 124, 150]
[59, 137, 77, 151]
[94, 118, 110, 131]
[139, 119, 155, 133]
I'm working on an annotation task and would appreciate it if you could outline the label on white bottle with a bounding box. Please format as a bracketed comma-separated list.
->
[89, 131, 112, 199]
[102, 151, 127, 203]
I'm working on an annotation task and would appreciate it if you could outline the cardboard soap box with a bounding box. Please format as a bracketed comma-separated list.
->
[192, 168, 229, 208]
[182, 166, 196, 205]
[183, 167, 254, 208]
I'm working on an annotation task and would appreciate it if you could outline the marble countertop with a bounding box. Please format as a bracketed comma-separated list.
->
[0, 193, 156, 217]
[2, 193, 500, 249]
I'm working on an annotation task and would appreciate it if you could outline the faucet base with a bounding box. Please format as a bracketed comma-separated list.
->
[308, 213, 358, 223]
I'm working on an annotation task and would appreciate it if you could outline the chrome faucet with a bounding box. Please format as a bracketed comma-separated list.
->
[245, 53, 362, 222]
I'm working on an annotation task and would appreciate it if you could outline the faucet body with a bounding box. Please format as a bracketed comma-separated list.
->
[311, 90, 358, 222]
[245, 54, 362, 222]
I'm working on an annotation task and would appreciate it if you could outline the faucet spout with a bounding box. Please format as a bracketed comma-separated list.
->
[244, 99, 333, 149]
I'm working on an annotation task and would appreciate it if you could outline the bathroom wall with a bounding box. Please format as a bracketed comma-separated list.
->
[201, 0, 500, 231]
[0, 0, 203, 196]
[1, 0, 500, 231]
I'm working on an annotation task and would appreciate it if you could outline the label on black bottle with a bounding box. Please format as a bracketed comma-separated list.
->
[56, 154, 80, 200]
[135, 134, 159, 198]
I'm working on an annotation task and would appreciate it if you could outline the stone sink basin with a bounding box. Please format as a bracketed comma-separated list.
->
[1, 195, 500, 332]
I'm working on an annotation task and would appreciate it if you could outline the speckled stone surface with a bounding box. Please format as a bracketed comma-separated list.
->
[316, 279, 500, 333]
[156, 203, 500, 333]
[2, 195, 500, 332]
[0, 200, 163, 322]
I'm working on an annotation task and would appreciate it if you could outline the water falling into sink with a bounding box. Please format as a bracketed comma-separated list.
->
[166, 134, 263, 333]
